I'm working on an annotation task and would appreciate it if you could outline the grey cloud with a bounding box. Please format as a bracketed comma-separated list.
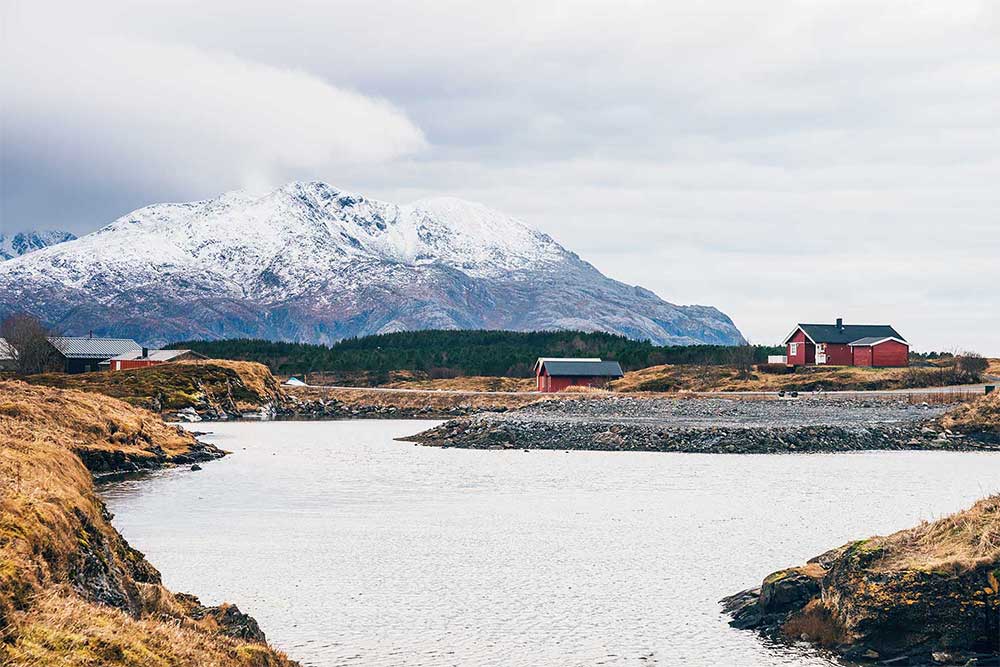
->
[2, 0, 998, 352]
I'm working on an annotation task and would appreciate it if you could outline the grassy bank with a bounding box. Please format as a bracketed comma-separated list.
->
[613, 362, 995, 393]
[23, 360, 284, 415]
[0, 381, 296, 666]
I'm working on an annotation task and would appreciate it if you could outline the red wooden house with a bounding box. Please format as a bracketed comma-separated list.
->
[782, 319, 909, 368]
[533, 357, 624, 392]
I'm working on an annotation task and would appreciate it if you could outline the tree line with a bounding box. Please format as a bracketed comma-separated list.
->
[170, 330, 783, 377]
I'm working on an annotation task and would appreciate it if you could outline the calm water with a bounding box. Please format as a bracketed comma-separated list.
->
[100, 420, 1000, 667]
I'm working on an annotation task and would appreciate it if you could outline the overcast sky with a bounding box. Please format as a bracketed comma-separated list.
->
[2, 1, 998, 353]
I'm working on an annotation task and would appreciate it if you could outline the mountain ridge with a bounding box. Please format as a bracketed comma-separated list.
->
[0, 182, 743, 347]
[0, 229, 76, 260]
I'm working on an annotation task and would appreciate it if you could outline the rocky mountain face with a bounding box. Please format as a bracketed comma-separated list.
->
[0, 182, 744, 347]
[0, 230, 76, 260]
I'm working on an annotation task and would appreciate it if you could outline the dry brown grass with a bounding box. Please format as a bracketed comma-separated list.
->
[612, 363, 986, 393]
[987, 358, 1000, 378]
[0, 380, 196, 459]
[939, 390, 1000, 434]
[5, 589, 293, 667]
[782, 599, 846, 646]
[610, 364, 734, 392]
[0, 381, 295, 666]
[855, 495, 1000, 573]
[560, 385, 612, 394]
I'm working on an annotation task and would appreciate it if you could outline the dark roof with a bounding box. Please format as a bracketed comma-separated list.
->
[536, 358, 624, 377]
[790, 324, 906, 345]
[849, 336, 905, 346]
[48, 336, 142, 359]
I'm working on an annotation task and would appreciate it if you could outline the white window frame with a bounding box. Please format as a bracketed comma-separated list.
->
[816, 343, 826, 353]
[789, 342, 799, 355]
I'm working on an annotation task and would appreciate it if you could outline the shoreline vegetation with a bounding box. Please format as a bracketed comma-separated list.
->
[3, 358, 999, 665]
[12, 355, 995, 425]
[723, 390, 1000, 665]
[0, 380, 297, 666]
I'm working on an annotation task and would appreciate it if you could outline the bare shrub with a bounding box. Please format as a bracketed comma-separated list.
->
[729, 341, 755, 380]
[957, 352, 988, 380]
[1, 313, 59, 375]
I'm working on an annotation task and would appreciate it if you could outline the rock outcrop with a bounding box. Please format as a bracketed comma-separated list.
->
[724, 394, 1000, 664]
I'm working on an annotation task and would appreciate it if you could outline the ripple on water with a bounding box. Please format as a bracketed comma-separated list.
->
[99, 420, 1000, 667]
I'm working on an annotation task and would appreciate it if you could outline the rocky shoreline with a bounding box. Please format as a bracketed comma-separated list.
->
[170, 392, 519, 422]
[0, 380, 296, 666]
[722, 510, 1000, 665]
[84, 437, 226, 476]
[274, 398, 504, 420]
[401, 396, 995, 454]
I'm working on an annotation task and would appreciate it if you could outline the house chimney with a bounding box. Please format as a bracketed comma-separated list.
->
[836, 318, 844, 331]
[141, 347, 148, 358]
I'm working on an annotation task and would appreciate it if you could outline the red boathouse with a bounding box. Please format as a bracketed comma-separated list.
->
[533, 357, 624, 392]
[782, 319, 909, 368]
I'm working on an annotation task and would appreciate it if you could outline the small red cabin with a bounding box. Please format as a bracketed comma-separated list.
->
[782, 319, 909, 368]
[533, 357, 624, 392]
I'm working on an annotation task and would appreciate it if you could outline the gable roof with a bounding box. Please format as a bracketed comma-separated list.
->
[535, 357, 624, 377]
[106, 349, 202, 362]
[48, 336, 142, 359]
[848, 336, 908, 347]
[783, 323, 906, 345]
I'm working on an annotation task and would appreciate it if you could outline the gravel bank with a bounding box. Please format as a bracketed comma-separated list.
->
[402, 396, 991, 453]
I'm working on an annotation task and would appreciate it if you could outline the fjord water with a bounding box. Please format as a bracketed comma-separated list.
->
[101, 421, 1000, 667]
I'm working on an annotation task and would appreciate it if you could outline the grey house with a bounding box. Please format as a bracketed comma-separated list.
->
[47, 336, 143, 373]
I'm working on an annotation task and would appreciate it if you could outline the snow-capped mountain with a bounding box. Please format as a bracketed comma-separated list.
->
[0, 230, 76, 260]
[0, 182, 743, 346]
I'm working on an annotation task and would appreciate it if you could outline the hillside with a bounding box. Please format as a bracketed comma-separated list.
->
[0, 381, 295, 666]
[23, 360, 284, 417]
[0, 181, 743, 346]
[172, 331, 779, 380]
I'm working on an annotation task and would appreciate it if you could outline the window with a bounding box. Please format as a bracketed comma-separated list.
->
[789, 343, 799, 355]
[816, 344, 825, 353]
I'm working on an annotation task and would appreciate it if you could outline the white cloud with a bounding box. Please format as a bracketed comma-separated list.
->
[1, 4, 425, 197]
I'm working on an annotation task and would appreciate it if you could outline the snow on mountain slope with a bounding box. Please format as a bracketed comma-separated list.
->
[0, 230, 76, 260]
[0, 182, 744, 347]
